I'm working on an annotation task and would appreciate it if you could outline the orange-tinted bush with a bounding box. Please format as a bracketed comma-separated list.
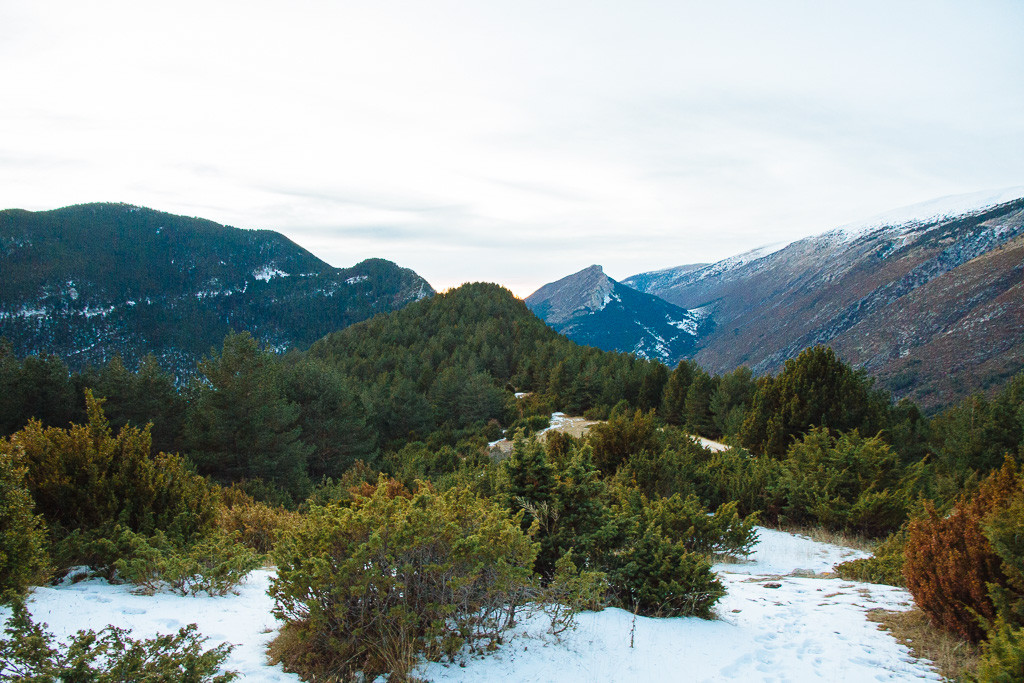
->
[903, 458, 1021, 642]
[216, 486, 300, 555]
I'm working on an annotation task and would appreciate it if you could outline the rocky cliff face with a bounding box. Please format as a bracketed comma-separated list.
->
[0, 203, 434, 376]
[625, 191, 1024, 410]
[525, 265, 710, 365]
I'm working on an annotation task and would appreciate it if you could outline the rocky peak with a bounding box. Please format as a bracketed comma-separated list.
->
[524, 265, 615, 325]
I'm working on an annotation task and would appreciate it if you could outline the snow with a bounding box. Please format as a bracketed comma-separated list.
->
[693, 435, 730, 452]
[3, 569, 298, 681]
[252, 266, 289, 282]
[690, 242, 790, 282]
[346, 275, 369, 285]
[81, 305, 115, 318]
[0, 530, 937, 682]
[828, 186, 1024, 243]
[417, 529, 935, 682]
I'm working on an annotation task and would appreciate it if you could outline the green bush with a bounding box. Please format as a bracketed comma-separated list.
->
[113, 528, 262, 597]
[0, 441, 49, 596]
[971, 619, 1024, 682]
[644, 493, 758, 558]
[778, 428, 909, 536]
[543, 551, 608, 636]
[0, 598, 237, 682]
[835, 526, 908, 586]
[15, 391, 216, 554]
[269, 479, 538, 681]
[607, 522, 724, 618]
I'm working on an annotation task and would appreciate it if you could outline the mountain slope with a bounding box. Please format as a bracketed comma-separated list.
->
[0, 203, 433, 374]
[525, 265, 710, 365]
[624, 190, 1024, 409]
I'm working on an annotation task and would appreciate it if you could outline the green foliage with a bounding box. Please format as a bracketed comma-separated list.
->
[215, 486, 301, 555]
[269, 479, 538, 681]
[971, 619, 1024, 682]
[14, 391, 216, 560]
[111, 528, 261, 597]
[0, 440, 49, 595]
[778, 428, 910, 536]
[0, 598, 237, 682]
[0, 347, 82, 437]
[589, 409, 660, 474]
[80, 354, 186, 456]
[544, 551, 608, 635]
[683, 367, 718, 439]
[661, 360, 696, 426]
[606, 522, 725, 618]
[835, 526, 908, 586]
[185, 332, 312, 496]
[547, 445, 615, 569]
[929, 374, 1024, 480]
[644, 493, 758, 558]
[710, 366, 755, 439]
[740, 346, 889, 457]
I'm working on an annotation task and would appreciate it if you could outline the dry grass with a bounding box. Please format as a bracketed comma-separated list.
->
[770, 524, 880, 553]
[867, 608, 980, 681]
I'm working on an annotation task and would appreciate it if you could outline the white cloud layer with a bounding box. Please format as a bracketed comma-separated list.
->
[2, 0, 1023, 294]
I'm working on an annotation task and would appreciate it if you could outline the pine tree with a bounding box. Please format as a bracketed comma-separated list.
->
[184, 332, 311, 495]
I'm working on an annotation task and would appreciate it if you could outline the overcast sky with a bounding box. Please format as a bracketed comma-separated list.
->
[2, 1, 1023, 295]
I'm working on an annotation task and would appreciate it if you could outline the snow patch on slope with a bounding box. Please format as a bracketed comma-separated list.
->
[829, 186, 1024, 243]
[253, 265, 290, 281]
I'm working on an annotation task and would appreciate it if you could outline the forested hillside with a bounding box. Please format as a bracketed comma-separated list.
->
[3, 281, 1024, 680]
[0, 203, 433, 377]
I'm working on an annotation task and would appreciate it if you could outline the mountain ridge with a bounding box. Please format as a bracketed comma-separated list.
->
[0, 202, 434, 375]
[624, 191, 1024, 410]
[525, 265, 710, 366]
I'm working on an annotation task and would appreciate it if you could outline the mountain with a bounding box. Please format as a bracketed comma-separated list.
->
[624, 188, 1024, 410]
[0, 203, 433, 375]
[524, 265, 710, 365]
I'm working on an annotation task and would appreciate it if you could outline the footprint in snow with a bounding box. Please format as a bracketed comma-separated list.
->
[121, 607, 147, 615]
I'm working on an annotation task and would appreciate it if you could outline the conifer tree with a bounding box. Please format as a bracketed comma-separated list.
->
[661, 360, 696, 426]
[185, 332, 311, 494]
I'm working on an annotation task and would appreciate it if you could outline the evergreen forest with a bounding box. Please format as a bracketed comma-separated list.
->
[3, 282, 1024, 680]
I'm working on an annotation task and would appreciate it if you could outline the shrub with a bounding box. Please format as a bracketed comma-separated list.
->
[0, 598, 237, 681]
[589, 409, 660, 474]
[215, 486, 300, 555]
[0, 441, 49, 595]
[607, 522, 724, 618]
[15, 391, 216, 552]
[971, 619, 1024, 682]
[779, 428, 909, 536]
[543, 551, 608, 636]
[904, 458, 1021, 642]
[269, 478, 538, 681]
[836, 526, 908, 586]
[644, 493, 758, 559]
[112, 528, 261, 597]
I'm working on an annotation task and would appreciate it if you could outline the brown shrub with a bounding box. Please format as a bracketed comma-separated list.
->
[215, 485, 300, 555]
[903, 458, 1021, 642]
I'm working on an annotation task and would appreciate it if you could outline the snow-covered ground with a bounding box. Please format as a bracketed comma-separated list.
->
[1, 529, 938, 682]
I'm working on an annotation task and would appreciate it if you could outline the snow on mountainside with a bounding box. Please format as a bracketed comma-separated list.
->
[623, 189, 1024, 410]
[0, 203, 435, 377]
[2, 528, 939, 681]
[829, 186, 1024, 242]
[525, 265, 710, 366]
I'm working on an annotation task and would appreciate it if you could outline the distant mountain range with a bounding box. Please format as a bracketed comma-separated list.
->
[536, 189, 1024, 410]
[524, 265, 710, 366]
[0, 203, 433, 375]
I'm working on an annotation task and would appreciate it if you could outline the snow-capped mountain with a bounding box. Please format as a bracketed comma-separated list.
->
[0, 203, 434, 376]
[525, 265, 711, 366]
[625, 189, 1024, 410]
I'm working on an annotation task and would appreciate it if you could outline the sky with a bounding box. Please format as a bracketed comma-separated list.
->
[2, 1, 1023, 296]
